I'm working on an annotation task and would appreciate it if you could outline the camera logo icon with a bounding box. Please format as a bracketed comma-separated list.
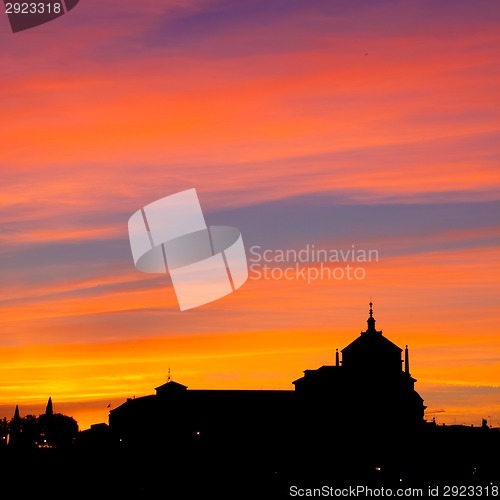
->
[128, 189, 248, 311]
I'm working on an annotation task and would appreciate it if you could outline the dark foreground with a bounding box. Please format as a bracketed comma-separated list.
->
[1, 435, 499, 500]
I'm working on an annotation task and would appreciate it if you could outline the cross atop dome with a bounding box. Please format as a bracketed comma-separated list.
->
[365, 301, 380, 334]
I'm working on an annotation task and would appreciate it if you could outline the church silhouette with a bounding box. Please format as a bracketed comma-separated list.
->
[99, 304, 498, 492]
[108, 304, 427, 473]
[293, 302, 425, 429]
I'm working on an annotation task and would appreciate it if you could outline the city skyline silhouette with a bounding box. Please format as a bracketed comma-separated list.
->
[2, 302, 499, 497]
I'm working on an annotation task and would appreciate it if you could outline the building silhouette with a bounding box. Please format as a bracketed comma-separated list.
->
[109, 304, 426, 465]
[294, 302, 425, 432]
[103, 304, 500, 490]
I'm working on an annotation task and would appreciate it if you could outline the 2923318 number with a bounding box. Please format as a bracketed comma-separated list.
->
[443, 485, 499, 496]
[5, 3, 62, 14]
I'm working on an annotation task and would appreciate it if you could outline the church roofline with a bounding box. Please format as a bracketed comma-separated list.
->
[155, 380, 188, 391]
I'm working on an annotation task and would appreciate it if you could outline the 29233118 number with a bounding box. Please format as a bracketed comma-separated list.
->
[5, 3, 62, 14]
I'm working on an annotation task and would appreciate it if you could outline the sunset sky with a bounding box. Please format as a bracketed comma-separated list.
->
[1, 0, 499, 431]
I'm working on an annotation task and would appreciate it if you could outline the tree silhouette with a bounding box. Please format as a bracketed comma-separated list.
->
[8, 414, 39, 449]
[0, 417, 8, 447]
[38, 413, 78, 448]
[6, 405, 79, 449]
